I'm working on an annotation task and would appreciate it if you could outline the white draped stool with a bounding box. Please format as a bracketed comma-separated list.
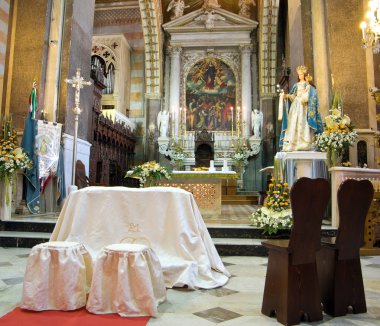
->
[86, 243, 166, 317]
[21, 241, 92, 311]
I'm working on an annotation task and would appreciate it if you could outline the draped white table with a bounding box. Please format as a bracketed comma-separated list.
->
[50, 186, 230, 289]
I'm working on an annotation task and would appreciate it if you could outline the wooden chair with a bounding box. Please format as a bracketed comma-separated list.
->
[75, 160, 91, 189]
[317, 179, 374, 317]
[261, 177, 330, 326]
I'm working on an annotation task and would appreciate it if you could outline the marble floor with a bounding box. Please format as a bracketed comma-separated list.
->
[0, 247, 379, 325]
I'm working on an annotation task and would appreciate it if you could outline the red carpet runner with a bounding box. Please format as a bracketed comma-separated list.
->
[0, 307, 150, 325]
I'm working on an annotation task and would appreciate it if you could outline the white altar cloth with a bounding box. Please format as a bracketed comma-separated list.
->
[50, 186, 230, 289]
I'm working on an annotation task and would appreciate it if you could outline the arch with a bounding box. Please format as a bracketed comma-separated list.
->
[357, 140, 368, 167]
[91, 43, 117, 94]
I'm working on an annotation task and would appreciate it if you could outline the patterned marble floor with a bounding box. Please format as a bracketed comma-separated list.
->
[0, 247, 379, 325]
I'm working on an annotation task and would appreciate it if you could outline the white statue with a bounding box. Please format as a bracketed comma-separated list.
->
[157, 110, 169, 138]
[251, 108, 263, 139]
[167, 0, 189, 20]
[194, 10, 225, 30]
[238, 0, 256, 18]
[203, 0, 221, 9]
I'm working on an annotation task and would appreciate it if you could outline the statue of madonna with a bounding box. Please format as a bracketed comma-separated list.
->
[279, 65, 323, 152]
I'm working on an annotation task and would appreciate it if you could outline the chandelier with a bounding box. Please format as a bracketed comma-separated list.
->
[360, 0, 380, 53]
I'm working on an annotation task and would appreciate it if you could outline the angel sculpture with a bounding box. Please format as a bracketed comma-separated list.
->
[238, 0, 256, 18]
[251, 108, 263, 139]
[202, 0, 221, 9]
[194, 10, 225, 30]
[167, 0, 189, 21]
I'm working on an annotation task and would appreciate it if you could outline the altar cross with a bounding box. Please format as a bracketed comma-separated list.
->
[65, 68, 92, 115]
[65, 68, 92, 190]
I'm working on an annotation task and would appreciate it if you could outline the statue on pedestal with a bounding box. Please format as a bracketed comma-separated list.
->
[157, 110, 170, 139]
[279, 65, 323, 152]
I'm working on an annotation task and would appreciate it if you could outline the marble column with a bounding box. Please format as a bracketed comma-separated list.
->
[240, 45, 252, 138]
[311, 0, 331, 118]
[169, 46, 182, 141]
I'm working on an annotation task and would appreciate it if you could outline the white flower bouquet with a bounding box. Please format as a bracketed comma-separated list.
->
[126, 161, 171, 187]
[315, 94, 357, 166]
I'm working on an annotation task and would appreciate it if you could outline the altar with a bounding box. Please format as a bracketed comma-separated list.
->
[160, 171, 237, 216]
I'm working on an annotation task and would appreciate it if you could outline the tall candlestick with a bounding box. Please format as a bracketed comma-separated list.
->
[179, 107, 182, 137]
[184, 108, 187, 139]
[231, 106, 234, 139]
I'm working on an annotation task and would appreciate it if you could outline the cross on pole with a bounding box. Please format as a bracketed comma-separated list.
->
[65, 68, 92, 191]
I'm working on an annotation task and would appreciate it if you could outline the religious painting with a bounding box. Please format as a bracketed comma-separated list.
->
[186, 58, 236, 131]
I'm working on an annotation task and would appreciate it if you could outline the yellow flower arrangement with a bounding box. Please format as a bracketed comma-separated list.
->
[0, 116, 32, 181]
[250, 179, 292, 235]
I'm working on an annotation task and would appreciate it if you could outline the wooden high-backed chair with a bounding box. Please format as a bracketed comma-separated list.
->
[261, 177, 330, 326]
[317, 179, 374, 317]
[75, 160, 90, 189]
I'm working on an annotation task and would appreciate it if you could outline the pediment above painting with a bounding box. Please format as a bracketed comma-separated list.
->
[162, 7, 258, 34]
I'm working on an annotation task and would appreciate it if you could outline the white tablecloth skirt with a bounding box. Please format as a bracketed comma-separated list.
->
[21, 241, 92, 311]
[87, 243, 166, 317]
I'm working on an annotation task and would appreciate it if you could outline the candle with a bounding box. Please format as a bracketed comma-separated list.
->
[231, 107, 234, 138]
[179, 107, 182, 136]
[184, 108, 187, 139]
[171, 112, 174, 139]
[360, 21, 367, 39]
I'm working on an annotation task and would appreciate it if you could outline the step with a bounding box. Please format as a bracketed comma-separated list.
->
[207, 223, 337, 239]
[222, 195, 258, 201]
[0, 230, 51, 248]
[0, 218, 338, 256]
[222, 199, 257, 205]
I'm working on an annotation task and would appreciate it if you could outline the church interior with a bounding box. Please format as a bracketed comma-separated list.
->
[0, 0, 380, 325]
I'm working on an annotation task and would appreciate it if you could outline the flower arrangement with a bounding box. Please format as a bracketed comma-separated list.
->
[168, 143, 185, 170]
[0, 116, 32, 182]
[233, 145, 250, 166]
[315, 94, 357, 167]
[369, 86, 380, 106]
[249, 178, 292, 235]
[126, 161, 171, 187]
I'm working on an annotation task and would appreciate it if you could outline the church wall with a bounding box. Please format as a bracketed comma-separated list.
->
[0, 0, 10, 114]
[58, 0, 95, 141]
[300, 0, 313, 77]
[7, 0, 49, 129]
[325, 0, 369, 129]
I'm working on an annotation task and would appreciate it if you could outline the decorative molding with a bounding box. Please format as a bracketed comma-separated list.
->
[139, 0, 162, 98]
[259, 0, 279, 96]
[94, 8, 141, 26]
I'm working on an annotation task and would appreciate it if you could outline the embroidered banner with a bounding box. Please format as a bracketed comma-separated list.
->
[36, 121, 62, 178]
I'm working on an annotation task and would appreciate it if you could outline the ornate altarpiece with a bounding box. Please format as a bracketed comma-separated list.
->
[161, 6, 260, 168]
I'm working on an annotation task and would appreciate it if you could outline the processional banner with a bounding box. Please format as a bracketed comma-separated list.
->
[36, 121, 62, 178]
